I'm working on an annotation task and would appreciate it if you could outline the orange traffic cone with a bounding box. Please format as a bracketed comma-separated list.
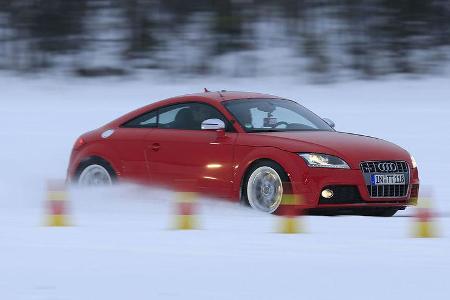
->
[277, 194, 304, 234]
[412, 197, 437, 238]
[46, 179, 70, 226]
[173, 192, 198, 230]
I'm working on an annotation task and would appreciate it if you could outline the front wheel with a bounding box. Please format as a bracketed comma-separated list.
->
[243, 161, 289, 213]
[75, 158, 116, 186]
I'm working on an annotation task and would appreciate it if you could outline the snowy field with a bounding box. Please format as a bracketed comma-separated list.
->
[0, 74, 449, 299]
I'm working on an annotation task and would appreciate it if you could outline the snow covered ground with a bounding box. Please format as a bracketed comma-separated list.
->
[0, 74, 449, 299]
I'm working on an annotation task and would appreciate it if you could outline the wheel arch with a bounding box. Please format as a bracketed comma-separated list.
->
[69, 138, 122, 180]
[73, 155, 118, 182]
[239, 157, 291, 204]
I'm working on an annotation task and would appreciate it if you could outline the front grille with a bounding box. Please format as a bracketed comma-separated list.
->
[360, 161, 409, 198]
[361, 161, 409, 173]
[366, 184, 408, 198]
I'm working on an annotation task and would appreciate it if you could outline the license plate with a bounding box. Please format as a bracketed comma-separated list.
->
[371, 174, 405, 185]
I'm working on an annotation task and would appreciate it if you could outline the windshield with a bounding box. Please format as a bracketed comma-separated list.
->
[223, 98, 333, 132]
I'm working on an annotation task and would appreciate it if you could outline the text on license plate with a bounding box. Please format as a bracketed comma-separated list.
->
[371, 174, 405, 185]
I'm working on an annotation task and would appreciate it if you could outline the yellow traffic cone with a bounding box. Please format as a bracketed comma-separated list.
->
[46, 180, 70, 227]
[277, 194, 304, 234]
[173, 192, 198, 230]
[279, 216, 302, 234]
[412, 198, 436, 238]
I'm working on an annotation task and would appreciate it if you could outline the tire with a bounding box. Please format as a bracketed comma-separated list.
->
[75, 157, 116, 186]
[361, 207, 399, 217]
[242, 160, 290, 213]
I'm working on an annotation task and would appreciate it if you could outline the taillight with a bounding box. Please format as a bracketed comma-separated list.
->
[74, 137, 86, 150]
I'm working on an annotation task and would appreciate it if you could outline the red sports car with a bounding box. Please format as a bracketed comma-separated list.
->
[68, 91, 419, 216]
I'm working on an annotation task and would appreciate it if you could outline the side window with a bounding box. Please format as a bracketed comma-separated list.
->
[122, 110, 157, 128]
[158, 102, 232, 131]
[158, 104, 192, 129]
[122, 102, 233, 131]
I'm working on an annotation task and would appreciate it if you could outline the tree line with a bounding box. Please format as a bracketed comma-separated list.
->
[0, 0, 449, 80]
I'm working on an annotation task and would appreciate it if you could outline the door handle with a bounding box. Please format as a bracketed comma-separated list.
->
[151, 143, 160, 151]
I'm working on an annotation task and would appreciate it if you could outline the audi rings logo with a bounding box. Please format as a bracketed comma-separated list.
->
[378, 162, 397, 172]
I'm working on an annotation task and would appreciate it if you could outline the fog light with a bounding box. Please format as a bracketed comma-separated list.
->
[321, 189, 334, 199]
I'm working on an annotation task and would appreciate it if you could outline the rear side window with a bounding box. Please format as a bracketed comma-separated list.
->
[122, 110, 157, 128]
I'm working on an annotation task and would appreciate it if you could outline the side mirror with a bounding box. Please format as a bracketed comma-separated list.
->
[201, 119, 225, 130]
[323, 118, 335, 128]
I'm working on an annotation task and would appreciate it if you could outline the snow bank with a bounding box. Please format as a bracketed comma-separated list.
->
[0, 75, 448, 299]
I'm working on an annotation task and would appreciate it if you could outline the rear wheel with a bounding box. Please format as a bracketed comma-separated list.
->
[243, 160, 289, 213]
[75, 158, 116, 186]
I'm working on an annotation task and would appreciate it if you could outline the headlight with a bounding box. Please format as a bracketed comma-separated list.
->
[411, 155, 417, 169]
[299, 153, 350, 169]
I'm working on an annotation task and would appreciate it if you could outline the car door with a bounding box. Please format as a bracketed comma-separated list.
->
[112, 109, 158, 184]
[145, 102, 237, 197]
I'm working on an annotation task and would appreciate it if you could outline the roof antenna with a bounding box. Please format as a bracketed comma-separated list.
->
[204, 88, 210, 92]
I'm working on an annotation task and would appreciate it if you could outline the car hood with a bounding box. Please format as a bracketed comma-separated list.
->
[244, 131, 411, 169]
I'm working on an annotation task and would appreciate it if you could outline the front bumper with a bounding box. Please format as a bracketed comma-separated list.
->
[291, 166, 419, 209]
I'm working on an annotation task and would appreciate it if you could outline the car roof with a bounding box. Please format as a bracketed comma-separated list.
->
[176, 90, 282, 102]
[105, 90, 284, 129]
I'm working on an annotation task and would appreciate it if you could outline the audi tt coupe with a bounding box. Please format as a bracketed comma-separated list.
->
[67, 91, 419, 216]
